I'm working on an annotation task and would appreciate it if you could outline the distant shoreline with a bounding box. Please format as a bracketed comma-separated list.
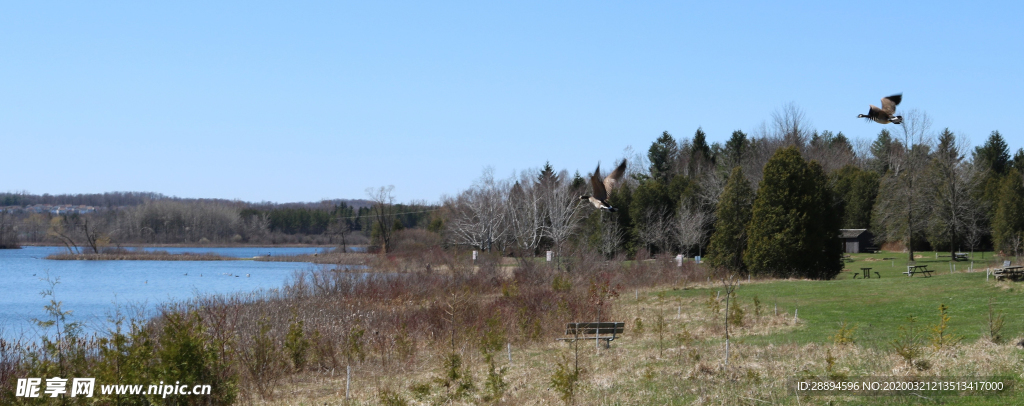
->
[20, 242, 358, 248]
[42, 249, 369, 265]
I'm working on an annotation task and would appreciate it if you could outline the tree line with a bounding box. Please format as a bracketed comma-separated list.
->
[1, 194, 438, 249]
[440, 107, 1024, 278]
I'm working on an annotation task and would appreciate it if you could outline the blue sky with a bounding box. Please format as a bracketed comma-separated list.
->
[2, 1, 1022, 204]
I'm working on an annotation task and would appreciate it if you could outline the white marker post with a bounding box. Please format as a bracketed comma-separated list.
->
[546, 251, 553, 262]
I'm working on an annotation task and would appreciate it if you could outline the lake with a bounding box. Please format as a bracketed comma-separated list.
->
[0, 246, 344, 341]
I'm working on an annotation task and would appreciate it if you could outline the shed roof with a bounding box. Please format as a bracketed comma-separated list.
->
[839, 229, 869, 239]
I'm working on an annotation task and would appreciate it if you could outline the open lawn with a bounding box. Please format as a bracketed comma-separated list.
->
[669, 251, 1024, 348]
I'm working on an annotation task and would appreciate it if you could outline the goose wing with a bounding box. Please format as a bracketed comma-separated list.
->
[602, 160, 627, 195]
[590, 163, 607, 201]
[863, 105, 886, 121]
[881, 94, 902, 114]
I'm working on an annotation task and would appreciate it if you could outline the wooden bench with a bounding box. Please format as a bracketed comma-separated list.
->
[904, 265, 933, 277]
[556, 322, 624, 348]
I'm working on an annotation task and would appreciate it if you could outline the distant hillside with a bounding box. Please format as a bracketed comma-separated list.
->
[0, 191, 372, 210]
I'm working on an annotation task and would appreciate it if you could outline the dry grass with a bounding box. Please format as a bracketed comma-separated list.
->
[239, 274, 1024, 406]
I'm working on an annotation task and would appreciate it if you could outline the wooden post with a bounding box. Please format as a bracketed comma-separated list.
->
[507, 342, 511, 363]
[346, 365, 351, 399]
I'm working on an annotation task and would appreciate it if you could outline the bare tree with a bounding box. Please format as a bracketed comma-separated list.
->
[443, 170, 509, 252]
[48, 216, 79, 254]
[507, 172, 542, 258]
[696, 169, 728, 209]
[771, 102, 812, 150]
[872, 110, 933, 261]
[637, 207, 672, 255]
[805, 131, 857, 173]
[720, 272, 739, 367]
[242, 213, 271, 243]
[327, 216, 352, 249]
[81, 217, 109, 253]
[367, 185, 398, 254]
[675, 201, 713, 257]
[540, 169, 586, 269]
[598, 215, 624, 259]
[963, 193, 989, 258]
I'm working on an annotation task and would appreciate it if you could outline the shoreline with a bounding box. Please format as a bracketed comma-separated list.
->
[18, 242, 364, 249]
[43, 249, 370, 265]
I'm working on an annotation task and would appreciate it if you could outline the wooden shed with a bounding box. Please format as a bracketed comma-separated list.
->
[839, 229, 875, 253]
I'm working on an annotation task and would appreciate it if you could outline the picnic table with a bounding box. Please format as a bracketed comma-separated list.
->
[954, 253, 969, 261]
[853, 267, 880, 279]
[994, 262, 1024, 281]
[904, 265, 933, 277]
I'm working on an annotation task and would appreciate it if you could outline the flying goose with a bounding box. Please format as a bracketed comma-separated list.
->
[858, 94, 903, 124]
[579, 160, 627, 212]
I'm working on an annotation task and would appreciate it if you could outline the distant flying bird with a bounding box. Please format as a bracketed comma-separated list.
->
[858, 94, 903, 124]
[580, 160, 627, 212]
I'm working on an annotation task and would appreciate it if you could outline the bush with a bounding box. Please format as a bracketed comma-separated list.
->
[550, 354, 583, 405]
[829, 321, 857, 345]
[434, 353, 474, 402]
[284, 317, 309, 372]
[890, 315, 923, 367]
[241, 319, 285, 399]
[154, 311, 237, 405]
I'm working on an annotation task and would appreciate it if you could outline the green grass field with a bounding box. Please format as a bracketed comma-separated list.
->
[669, 252, 1024, 348]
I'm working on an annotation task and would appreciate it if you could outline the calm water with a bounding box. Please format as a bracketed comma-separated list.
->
[131, 245, 366, 256]
[0, 246, 342, 341]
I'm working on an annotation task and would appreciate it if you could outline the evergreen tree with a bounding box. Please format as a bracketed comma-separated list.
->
[538, 161, 557, 187]
[1013, 148, 1024, 176]
[648, 131, 678, 182]
[570, 170, 586, 190]
[869, 129, 893, 175]
[706, 167, 753, 273]
[926, 129, 981, 255]
[692, 128, 711, 161]
[975, 131, 1010, 175]
[992, 171, 1024, 255]
[975, 131, 1012, 220]
[833, 165, 879, 229]
[744, 147, 842, 279]
[629, 179, 671, 253]
[688, 127, 714, 177]
[724, 130, 747, 168]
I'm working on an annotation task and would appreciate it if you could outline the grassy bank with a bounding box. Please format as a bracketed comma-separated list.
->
[46, 250, 234, 261]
